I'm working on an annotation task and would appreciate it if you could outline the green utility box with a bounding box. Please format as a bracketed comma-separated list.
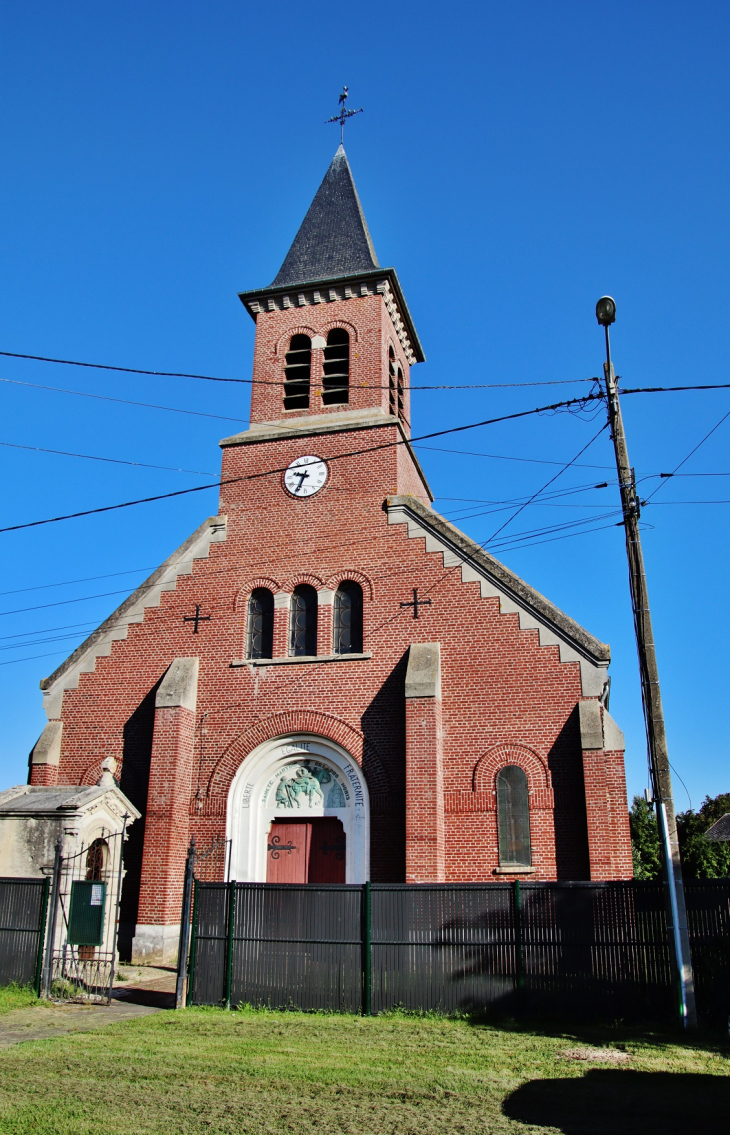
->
[67, 881, 106, 946]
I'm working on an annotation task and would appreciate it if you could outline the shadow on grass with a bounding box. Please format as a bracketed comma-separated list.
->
[503, 1070, 730, 1134]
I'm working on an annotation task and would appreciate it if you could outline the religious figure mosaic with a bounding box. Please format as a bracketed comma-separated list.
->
[264, 760, 350, 810]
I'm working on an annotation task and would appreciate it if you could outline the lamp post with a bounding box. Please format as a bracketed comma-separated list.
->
[596, 297, 696, 1028]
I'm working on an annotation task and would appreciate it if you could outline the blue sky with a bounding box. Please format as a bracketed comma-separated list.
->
[0, 1, 728, 812]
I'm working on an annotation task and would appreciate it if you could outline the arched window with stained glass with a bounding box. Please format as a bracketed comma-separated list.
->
[496, 765, 532, 867]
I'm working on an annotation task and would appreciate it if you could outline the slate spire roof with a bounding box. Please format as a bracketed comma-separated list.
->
[271, 145, 379, 288]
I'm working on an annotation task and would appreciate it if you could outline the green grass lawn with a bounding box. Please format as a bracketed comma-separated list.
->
[0, 984, 39, 1015]
[0, 1007, 728, 1134]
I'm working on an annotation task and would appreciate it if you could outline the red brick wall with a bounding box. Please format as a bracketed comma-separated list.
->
[247, 294, 412, 431]
[405, 694, 445, 882]
[137, 703, 196, 926]
[37, 283, 632, 923]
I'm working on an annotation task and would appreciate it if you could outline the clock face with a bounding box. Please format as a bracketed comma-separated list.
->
[283, 455, 328, 498]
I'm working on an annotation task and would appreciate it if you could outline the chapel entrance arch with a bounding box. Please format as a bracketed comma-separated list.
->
[226, 734, 369, 883]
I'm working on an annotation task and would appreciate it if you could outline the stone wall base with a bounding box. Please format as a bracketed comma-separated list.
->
[131, 923, 180, 967]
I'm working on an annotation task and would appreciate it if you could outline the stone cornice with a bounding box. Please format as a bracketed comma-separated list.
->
[386, 494, 611, 692]
[237, 267, 425, 365]
[220, 410, 434, 502]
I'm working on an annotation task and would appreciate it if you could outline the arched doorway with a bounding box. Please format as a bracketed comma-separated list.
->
[227, 734, 369, 883]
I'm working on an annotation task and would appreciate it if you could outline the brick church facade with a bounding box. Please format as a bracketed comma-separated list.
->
[29, 145, 633, 963]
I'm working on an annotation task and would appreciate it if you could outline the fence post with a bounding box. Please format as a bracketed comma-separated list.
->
[224, 880, 236, 1009]
[362, 881, 372, 1016]
[186, 881, 199, 1007]
[41, 836, 63, 999]
[34, 877, 51, 996]
[106, 814, 130, 1005]
[175, 838, 196, 1010]
[513, 879, 524, 994]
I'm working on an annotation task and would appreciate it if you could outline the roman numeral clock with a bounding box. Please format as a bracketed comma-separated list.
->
[283, 455, 328, 498]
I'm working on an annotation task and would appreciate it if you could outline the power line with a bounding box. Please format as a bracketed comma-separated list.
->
[0, 377, 248, 424]
[485, 424, 609, 545]
[0, 620, 98, 641]
[0, 589, 136, 618]
[0, 567, 153, 598]
[0, 348, 596, 391]
[0, 391, 608, 535]
[417, 444, 615, 471]
[644, 407, 730, 504]
[0, 649, 73, 668]
[0, 441, 215, 476]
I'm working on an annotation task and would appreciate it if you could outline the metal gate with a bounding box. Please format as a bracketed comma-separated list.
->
[41, 826, 127, 1003]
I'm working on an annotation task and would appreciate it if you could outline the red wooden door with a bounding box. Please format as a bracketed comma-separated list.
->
[266, 819, 346, 883]
[309, 818, 346, 884]
[266, 821, 311, 883]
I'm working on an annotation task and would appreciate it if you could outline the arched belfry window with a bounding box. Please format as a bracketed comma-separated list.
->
[333, 581, 363, 655]
[284, 334, 311, 411]
[290, 585, 317, 656]
[322, 329, 350, 406]
[388, 346, 396, 416]
[247, 588, 274, 659]
[496, 766, 532, 867]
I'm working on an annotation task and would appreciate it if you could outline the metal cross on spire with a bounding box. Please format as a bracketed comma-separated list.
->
[325, 86, 364, 145]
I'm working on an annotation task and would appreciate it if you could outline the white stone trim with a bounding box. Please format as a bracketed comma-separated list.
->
[226, 733, 370, 884]
[246, 278, 417, 364]
[41, 517, 227, 719]
[387, 503, 609, 698]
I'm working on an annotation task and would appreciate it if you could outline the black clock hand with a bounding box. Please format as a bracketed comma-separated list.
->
[295, 470, 310, 490]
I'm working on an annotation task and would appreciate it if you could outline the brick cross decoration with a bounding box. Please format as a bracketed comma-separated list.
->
[183, 604, 211, 634]
[400, 588, 432, 619]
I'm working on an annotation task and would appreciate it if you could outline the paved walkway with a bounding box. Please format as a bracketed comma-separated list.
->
[0, 1001, 160, 1048]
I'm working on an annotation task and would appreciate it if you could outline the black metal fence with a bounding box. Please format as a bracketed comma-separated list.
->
[0, 877, 49, 992]
[187, 879, 730, 1022]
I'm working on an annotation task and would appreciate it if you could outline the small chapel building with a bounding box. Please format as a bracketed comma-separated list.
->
[28, 145, 633, 964]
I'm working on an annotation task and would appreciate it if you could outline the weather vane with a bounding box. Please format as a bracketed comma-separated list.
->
[325, 86, 363, 145]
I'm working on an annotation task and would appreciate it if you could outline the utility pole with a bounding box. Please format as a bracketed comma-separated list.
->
[595, 296, 696, 1029]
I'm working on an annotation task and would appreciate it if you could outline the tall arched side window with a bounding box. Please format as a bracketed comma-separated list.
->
[388, 346, 397, 416]
[247, 588, 274, 659]
[496, 766, 532, 866]
[290, 585, 317, 656]
[322, 329, 350, 405]
[333, 581, 363, 654]
[284, 334, 311, 410]
[396, 365, 404, 422]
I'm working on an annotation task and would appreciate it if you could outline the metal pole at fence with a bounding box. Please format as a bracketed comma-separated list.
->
[106, 814, 129, 1006]
[224, 880, 236, 1009]
[362, 881, 372, 1017]
[513, 880, 524, 994]
[34, 877, 51, 996]
[175, 838, 196, 1010]
[41, 836, 63, 998]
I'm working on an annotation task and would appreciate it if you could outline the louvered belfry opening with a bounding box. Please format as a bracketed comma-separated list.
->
[322, 328, 350, 405]
[290, 584, 318, 656]
[396, 363, 404, 422]
[388, 346, 396, 416]
[283, 334, 312, 410]
[247, 588, 274, 659]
